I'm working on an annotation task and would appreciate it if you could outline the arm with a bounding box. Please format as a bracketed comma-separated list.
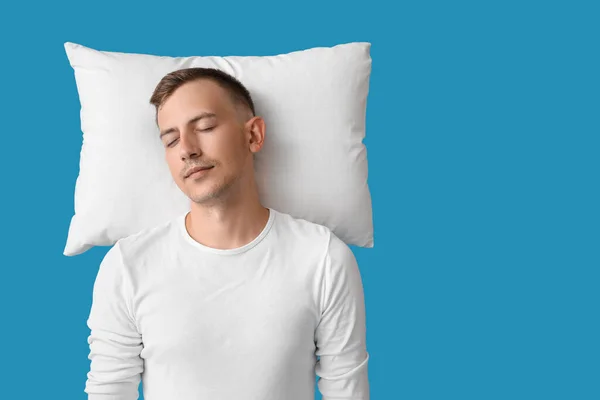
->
[315, 232, 370, 399]
[84, 241, 144, 399]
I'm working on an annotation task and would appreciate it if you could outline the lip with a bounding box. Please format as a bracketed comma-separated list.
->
[185, 166, 214, 179]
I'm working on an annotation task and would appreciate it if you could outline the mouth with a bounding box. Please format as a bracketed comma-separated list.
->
[185, 166, 214, 179]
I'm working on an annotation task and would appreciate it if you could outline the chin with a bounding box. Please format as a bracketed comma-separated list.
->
[189, 192, 223, 205]
[186, 184, 223, 204]
[185, 173, 237, 204]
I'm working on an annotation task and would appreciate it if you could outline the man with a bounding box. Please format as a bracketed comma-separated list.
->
[84, 67, 370, 399]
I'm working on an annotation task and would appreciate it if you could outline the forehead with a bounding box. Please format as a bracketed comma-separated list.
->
[157, 79, 232, 126]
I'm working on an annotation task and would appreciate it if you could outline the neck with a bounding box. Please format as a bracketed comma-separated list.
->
[185, 180, 270, 251]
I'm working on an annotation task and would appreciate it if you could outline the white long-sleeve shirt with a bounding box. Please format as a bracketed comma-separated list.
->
[85, 207, 369, 399]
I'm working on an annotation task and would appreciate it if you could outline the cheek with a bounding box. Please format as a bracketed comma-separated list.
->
[215, 133, 248, 162]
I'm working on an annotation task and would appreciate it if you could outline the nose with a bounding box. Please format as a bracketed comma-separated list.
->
[179, 130, 202, 160]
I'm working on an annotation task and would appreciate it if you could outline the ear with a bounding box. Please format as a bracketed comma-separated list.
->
[245, 116, 266, 154]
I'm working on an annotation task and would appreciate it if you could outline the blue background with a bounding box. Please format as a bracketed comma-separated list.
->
[1, 0, 598, 399]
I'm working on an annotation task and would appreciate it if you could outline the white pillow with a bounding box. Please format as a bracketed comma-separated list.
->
[63, 41, 374, 256]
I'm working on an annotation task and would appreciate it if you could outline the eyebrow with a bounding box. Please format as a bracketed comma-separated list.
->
[159, 112, 217, 138]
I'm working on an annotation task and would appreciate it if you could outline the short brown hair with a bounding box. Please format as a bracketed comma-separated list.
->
[149, 67, 256, 117]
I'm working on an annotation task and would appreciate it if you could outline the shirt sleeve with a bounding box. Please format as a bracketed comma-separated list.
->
[84, 241, 144, 399]
[314, 231, 370, 400]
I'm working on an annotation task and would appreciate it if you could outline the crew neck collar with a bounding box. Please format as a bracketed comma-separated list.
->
[179, 208, 276, 255]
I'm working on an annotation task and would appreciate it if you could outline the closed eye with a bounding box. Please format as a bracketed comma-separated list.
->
[164, 126, 215, 147]
[197, 126, 215, 132]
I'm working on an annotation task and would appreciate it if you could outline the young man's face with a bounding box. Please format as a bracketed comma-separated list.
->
[157, 79, 255, 205]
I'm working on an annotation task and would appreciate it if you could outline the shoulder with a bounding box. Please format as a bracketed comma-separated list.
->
[273, 208, 330, 234]
[271, 208, 355, 265]
[271, 208, 331, 249]
[325, 230, 357, 269]
[109, 213, 185, 267]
